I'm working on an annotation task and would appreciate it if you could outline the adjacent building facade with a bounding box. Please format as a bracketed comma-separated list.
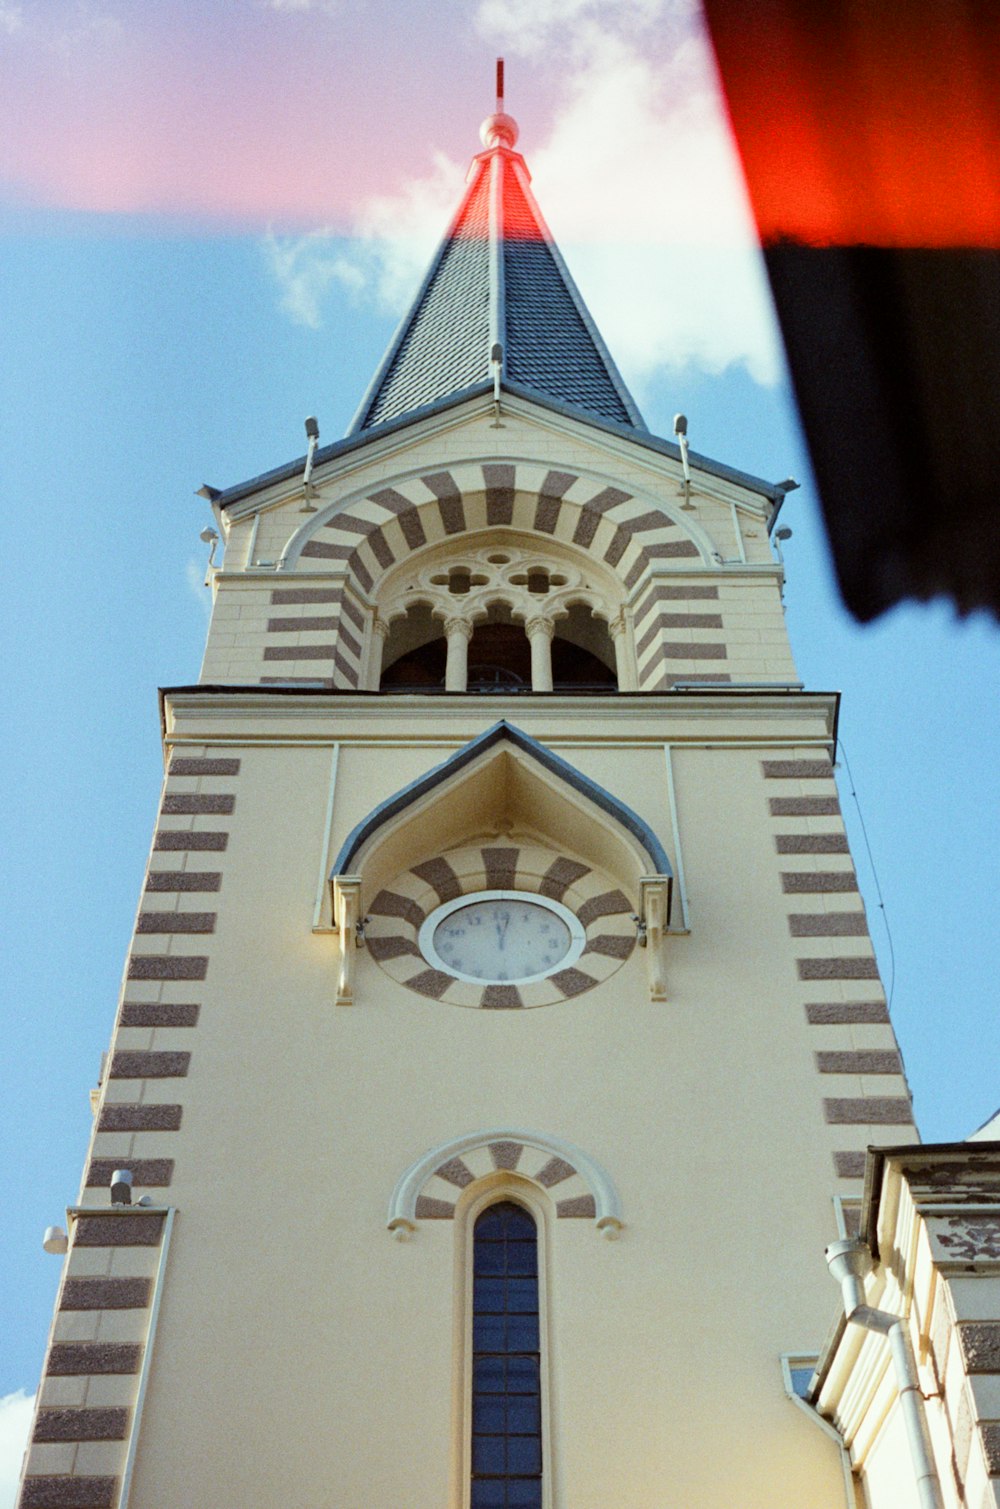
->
[17, 103, 1000, 1509]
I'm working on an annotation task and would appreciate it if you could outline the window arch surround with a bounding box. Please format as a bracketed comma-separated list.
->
[453, 1178, 556, 1509]
[387, 1126, 624, 1238]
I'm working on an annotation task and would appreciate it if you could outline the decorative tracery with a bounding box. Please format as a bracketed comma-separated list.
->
[376, 542, 625, 692]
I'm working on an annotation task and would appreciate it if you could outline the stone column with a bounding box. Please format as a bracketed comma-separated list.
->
[525, 616, 554, 692]
[444, 617, 473, 692]
[370, 616, 390, 690]
[608, 611, 632, 691]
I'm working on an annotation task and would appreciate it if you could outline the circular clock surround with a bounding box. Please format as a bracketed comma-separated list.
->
[366, 840, 637, 1008]
[419, 890, 586, 985]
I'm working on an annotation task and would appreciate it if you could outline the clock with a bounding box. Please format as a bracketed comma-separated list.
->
[418, 890, 587, 986]
[366, 842, 637, 1008]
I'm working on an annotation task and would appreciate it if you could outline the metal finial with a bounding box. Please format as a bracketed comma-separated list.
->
[481, 60, 518, 150]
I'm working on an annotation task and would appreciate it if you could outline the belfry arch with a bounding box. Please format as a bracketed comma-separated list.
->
[275, 456, 718, 691]
[375, 532, 624, 692]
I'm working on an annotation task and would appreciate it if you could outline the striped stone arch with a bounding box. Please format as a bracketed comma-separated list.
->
[276, 460, 718, 689]
[387, 1128, 624, 1239]
[367, 839, 636, 1009]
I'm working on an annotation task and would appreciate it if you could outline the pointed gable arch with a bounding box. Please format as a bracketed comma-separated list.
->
[330, 718, 671, 884]
[329, 721, 671, 1008]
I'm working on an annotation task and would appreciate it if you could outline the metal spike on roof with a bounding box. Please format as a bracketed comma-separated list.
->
[348, 96, 646, 435]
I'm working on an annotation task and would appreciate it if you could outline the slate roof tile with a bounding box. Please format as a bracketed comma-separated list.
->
[351, 127, 644, 434]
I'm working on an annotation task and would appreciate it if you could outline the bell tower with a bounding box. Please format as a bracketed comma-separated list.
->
[17, 92, 921, 1509]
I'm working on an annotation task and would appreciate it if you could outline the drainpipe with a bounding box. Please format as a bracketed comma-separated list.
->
[825, 1239, 944, 1509]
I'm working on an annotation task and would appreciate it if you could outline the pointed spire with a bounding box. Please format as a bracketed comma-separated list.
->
[349, 71, 645, 435]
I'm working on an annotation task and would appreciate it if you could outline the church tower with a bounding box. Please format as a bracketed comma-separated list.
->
[20, 95, 952, 1509]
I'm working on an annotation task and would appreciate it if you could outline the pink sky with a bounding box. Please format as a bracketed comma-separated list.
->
[1, 3, 783, 395]
[0, 0, 611, 227]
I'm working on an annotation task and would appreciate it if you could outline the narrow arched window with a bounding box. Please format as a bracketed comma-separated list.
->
[471, 1201, 542, 1508]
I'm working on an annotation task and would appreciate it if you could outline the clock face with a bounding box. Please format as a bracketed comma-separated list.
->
[419, 890, 586, 985]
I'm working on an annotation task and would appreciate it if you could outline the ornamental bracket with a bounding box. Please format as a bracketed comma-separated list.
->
[331, 875, 362, 1006]
[639, 875, 672, 1001]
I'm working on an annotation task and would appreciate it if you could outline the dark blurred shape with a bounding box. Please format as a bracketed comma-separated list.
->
[702, 0, 1000, 621]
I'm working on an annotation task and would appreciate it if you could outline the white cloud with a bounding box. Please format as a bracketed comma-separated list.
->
[475, 0, 673, 59]
[264, 0, 782, 387]
[3, 1, 122, 51]
[263, 150, 465, 331]
[0, 1391, 34, 1509]
[0, 2, 24, 35]
[347, 150, 467, 312]
[263, 228, 371, 329]
[517, 10, 782, 385]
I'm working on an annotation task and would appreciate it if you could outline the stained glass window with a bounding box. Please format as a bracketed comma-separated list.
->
[471, 1201, 542, 1509]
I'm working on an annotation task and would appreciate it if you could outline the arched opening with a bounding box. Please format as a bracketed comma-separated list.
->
[380, 603, 446, 687]
[467, 604, 532, 690]
[471, 1200, 542, 1508]
[373, 539, 629, 693]
[551, 603, 617, 689]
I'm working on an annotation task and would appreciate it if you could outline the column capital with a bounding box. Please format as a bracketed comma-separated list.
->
[608, 610, 628, 640]
[524, 615, 556, 640]
[443, 616, 475, 641]
[371, 615, 392, 642]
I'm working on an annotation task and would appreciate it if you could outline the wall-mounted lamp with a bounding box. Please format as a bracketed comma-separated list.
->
[673, 413, 694, 507]
[300, 415, 320, 512]
[774, 526, 793, 603]
[42, 1226, 68, 1255]
[490, 343, 504, 427]
[111, 1169, 133, 1206]
[199, 525, 219, 571]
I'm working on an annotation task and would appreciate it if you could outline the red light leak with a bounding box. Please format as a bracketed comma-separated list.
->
[447, 153, 550, 243]
[703, 0, 1000, 248]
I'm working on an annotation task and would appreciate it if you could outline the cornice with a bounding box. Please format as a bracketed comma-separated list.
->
[160, 686, 839, 745]
[216, 388, 788, 524]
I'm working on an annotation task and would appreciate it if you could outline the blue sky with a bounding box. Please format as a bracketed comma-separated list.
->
[2, 1, 999, 1499]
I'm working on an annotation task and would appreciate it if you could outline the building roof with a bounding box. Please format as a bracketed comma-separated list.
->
[205, 106, 795, 513]
[969, 1106, 1000, 1140]
[209, 381, 789, 512]
[348, 111, 645, 435]
[330, 718, 672, 877]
